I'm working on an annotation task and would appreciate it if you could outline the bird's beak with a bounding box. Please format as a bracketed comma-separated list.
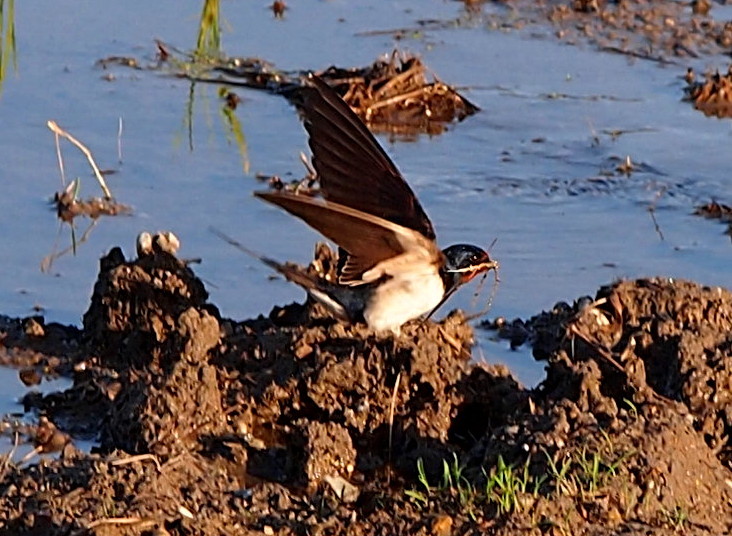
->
[453, 259, 499, 284]
[426, 284, 459, 320]
[426, 259, 499, 320]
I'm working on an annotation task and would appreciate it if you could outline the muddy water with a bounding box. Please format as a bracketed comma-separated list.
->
[0, 0, 730, 402]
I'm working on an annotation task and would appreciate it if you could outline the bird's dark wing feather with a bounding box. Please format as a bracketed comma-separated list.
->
[289, 75, 436, 241]
[255, 191, 438, 284]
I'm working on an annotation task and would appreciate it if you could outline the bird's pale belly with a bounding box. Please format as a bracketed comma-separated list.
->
[363, 271, 445, 332]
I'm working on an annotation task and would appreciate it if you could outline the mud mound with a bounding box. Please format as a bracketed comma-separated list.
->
[1, 238, 731, 535]
[0, 315, 80, 371]
[77, 243, 224, 456]
[479, 278, 732, 533]
[217, 302, 477, 485]
[495, 278, 732, 464]
[582, 279, 732, 466]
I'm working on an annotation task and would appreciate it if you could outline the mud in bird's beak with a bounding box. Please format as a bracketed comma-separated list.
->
[426, 259, 499, 320]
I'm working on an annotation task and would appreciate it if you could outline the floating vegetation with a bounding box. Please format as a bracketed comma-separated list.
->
[177, 48, 480, 136]
[694, 200, 732, 239]
[42, 121, 131, 272]
[311, 52, 479, 136]
[684, 66, 732, 119]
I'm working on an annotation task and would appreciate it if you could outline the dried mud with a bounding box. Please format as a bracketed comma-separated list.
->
[0, 238, 731, 536]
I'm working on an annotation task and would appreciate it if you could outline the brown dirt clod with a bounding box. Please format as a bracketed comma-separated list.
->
[1, 237, 732, 535]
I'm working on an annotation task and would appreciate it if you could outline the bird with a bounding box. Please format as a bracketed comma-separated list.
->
[250, 74, 498, 332]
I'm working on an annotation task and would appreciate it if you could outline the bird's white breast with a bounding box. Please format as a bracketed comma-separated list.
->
[363, 267, 444, 332]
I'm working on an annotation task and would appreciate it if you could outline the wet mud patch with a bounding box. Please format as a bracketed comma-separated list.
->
[543, 0, 732, 63]
[1, 238, 732, 534]
[0, 314, 87, 445]
[354, 1, 732, 65]
[461, 0, 732, 65]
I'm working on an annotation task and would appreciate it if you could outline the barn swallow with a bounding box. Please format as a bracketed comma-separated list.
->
[252, 75, 498, 332]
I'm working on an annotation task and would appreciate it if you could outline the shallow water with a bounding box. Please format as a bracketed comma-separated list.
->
[0, 367, 75, 460]
[0, 0, 730, 400]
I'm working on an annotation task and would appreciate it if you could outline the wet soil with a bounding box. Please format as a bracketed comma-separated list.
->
[471, 0, 732, 65]
[1, 236, 731, 535]
[476, 0, 732, 120]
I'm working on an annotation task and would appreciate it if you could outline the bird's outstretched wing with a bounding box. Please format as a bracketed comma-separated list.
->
[288, 75, 436, 240]
[255, 191, 440, 285]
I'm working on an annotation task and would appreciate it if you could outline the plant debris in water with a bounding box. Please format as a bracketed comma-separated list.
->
[53, 180, 131, 223]
[693, 200, 732, 237]
[107, 45, 479, 137]
[43, 121, 131, 272]
[684, 66, 732, 119]
[0, 233, 731, 535]
[312, 53, 479, 136]
[216, 51, 479, 136]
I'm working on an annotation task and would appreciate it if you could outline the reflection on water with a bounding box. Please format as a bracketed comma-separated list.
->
[174, 79, 250, 176]
[0, 0, 17, 94]
[218, 87, 250, 173]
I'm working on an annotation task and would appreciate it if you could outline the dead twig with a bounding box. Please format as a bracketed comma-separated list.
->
[86, 517, 151, 529]
[463, 263, 501, 323]
[366, 85, 432, 114]
[41, 219, 99, 273]
[647, 186, 667, 242]
[110, 453, 162, 472]
[437, 325, 472, 361]
[47, 120, 113, 199]
[372, 61, 421, 100]
[53, 126, 66, 187]
[567, 323, 625, 374]
[0, 432, 20, 481]
[386, 371, 402, 486]
[117, 117, 124, 163]
[19, 446, 42, 465]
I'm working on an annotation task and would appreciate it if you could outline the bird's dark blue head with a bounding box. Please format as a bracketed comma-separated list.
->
[425, 244, 498, 320]
[441, 244, 497, 291]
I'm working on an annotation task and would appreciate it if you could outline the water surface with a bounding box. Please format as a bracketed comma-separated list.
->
[1, 0, 730, 396]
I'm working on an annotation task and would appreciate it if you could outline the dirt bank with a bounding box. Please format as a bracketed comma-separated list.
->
[0, 238, 731, 535]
